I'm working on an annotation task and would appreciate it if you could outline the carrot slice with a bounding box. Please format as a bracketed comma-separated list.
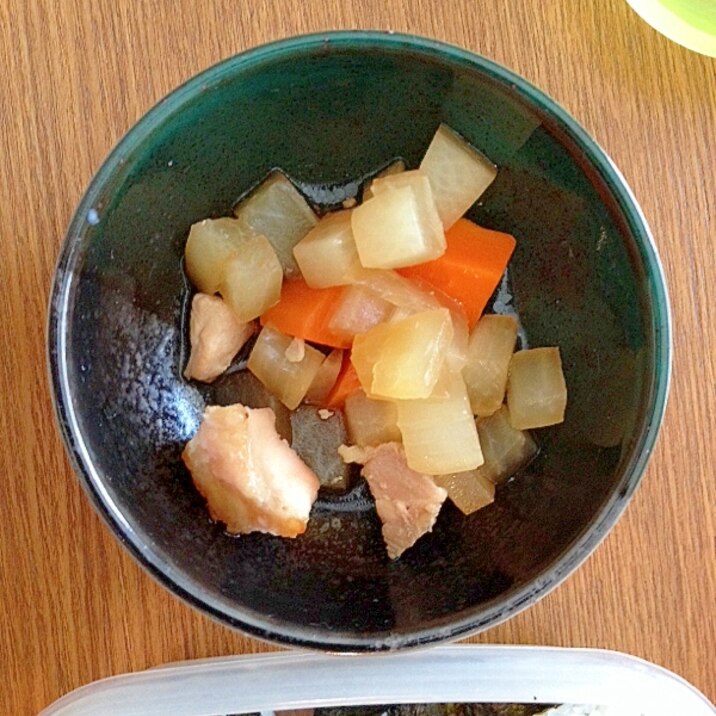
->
[397, 218, 516, 327]
[260, 279, 351, 349]
[324, 358, 362, 409]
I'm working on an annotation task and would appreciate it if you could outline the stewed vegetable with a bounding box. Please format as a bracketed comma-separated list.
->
[351, 170, 445, 269]
[463, 315, 519, 417]
[293, 210, 364, 288]
[351, 308, 454, 401]
[185, 218, 283, 321]
[246, 325, 325, 410]
[420, 123, 498, 229]
[232, 170, 318, 277]
[507, 348, 568, 429]
[180, 123, 567, 558]
[344, 390, 401, 448]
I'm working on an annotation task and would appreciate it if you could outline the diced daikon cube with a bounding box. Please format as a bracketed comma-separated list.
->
[507, 347, 567, 429]
[234, 171, 318, 277]
[362, 159, 406, 200]
[344, 390, 401, 447]
[304, 349, 343, 404]
[463, 315, 519, 417]
[397, 373, 484, 475]
[247, 324, 325, 409]
[290, 405, 351, 491]
[424, 302, 469, 400]
[420, 124, 497, 229]
[351, 174, 445, 269]
[367, 168, 430, 196]
[292, 210, 365, 288]
[475, 406, 537, 484]
[432, 470, 495, 515]
[328, 285, 394, 340]
[184, 217, 250, 295]
[446, 306, 469, 371]
[354, 269, 441, 314]
[351, 308, 453, 400]
[219, 233, 283, 322]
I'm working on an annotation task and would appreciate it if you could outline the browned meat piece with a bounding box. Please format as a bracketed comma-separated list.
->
[182, 404, 319, 537]
[183, 293, 254, 382]
[361, 442, 447, 559]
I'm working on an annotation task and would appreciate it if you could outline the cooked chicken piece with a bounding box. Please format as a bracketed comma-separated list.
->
[183, 293, 254, 382]
[361, 442, 448, 559]
[182, 404, 320, 537]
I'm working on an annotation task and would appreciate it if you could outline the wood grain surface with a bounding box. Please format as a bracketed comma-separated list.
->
[0, 0, 714, 713]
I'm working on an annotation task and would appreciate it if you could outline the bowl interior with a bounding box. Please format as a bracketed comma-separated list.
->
[52, 35, 667, 649]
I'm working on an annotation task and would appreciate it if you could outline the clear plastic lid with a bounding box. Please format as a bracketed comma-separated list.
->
[39, 645, 714, 716]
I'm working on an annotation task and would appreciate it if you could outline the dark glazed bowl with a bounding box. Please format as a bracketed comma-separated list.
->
[48, 32, 671, 651]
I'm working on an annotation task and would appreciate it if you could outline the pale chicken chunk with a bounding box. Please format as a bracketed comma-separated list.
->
[182, 404, 320, 537]
[360, 442, 448, 559]
[183, 293, 254, 382]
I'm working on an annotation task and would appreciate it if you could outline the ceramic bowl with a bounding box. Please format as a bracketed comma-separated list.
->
[48, 32, 671, 651]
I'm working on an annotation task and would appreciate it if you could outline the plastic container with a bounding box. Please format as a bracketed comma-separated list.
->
[39, 645, 714, 716]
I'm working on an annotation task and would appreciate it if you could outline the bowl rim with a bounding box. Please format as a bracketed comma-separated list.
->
[47, 30, 672, 652]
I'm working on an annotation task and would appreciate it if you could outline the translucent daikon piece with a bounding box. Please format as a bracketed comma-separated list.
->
[507, 347, 567, 429]
[247, 324, 325, 409]
[183, 293, 254, 383]
[219, 233, 283, 322]
[420, 124, 497, 229]
[328, 285, 394, 339]
[351, 308, 453, 400]
[402, 280, 469, 370]
[344, 390, 401, 447]
[475, 406, 537, 485]
[397, 373, 484, 475]
[351, 175, 445, 269]
[362, 158, 406, 200]
[354, 269, 441, 314]
[446, 306, 469, 371]
[290, 405, 351, 491]
[423, 300, 469, 400]
[463, 315, 519, 417]
[432, 469, 495, 515]
[292, 210, 365, 288]
[184, 217, 251, 295]
[305, 349, 343, 404]
[367, 168, 430, 195]
[234, 171, 318, 277]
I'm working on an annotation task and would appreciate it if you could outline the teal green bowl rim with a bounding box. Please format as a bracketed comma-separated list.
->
[48, 31, 672, 651]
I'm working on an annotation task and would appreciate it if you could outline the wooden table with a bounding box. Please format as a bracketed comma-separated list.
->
[1, 0, 714, 712]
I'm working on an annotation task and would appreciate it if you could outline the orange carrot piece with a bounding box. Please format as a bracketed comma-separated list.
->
[260, 279, 352, 349]
[397, 218, 516, 327]
[324, 358, 362, 409]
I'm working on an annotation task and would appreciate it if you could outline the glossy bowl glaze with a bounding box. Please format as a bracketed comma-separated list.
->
[48, 32, 671, 651]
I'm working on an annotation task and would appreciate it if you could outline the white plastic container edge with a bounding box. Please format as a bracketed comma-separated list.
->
[39, 645, 715, 716]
